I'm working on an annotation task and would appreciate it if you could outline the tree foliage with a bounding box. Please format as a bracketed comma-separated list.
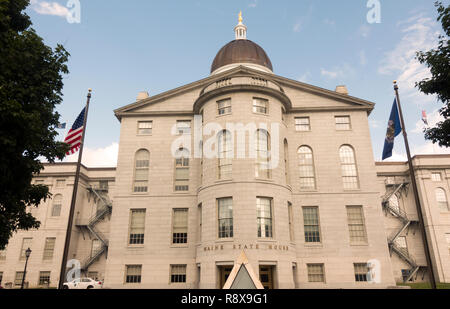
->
[0, 0, 70, 250]
[416, 1, 450, 147]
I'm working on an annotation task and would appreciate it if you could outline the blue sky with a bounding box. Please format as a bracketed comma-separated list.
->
[27, 0, 449, 166]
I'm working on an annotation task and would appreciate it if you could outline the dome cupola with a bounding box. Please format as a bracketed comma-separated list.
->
[211, 12, 273, 75]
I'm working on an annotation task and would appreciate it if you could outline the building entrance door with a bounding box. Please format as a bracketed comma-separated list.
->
[259, 266, 274, 289]
[219, 266, 233, 288]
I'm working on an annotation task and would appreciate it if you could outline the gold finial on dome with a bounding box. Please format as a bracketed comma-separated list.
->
[239, 11, 243, 23]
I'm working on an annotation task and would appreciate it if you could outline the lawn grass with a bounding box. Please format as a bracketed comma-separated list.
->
[397, 282, 450, 289]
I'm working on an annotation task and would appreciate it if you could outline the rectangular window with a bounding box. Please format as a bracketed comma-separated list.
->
[134, 153, 149, 193]
[288, 202, 294, 241]
[20, 238, 32, 260]
[99, 180, 109, 190]
[39, 271, 51, 285]
[176, 120, 191, 135]
[295, 117, 310, 131]
[218, 198, 233, 238]
[253, 98, 268, 114]
[129, 209, 146, 245]
[257, 197, 273, 238]
[170, 265, 187, 283]
[174, 156, 189, 191]
[303, 207, 321, 243]
[56, 179, 65, 188]
[218, 99, 232, 115]
[35, 179, 44, 185]
[125, 265, 142, 283]
[15, 272, 24, 286]
[172, 209, 188, 244]
[307, 264, 325, 283]
[335, 116, 351, 130]
[354, 263, 369, 282]
[138, 121, 152, 135]
[346, 206, 368, 244]
[43, 237, 56, 260]
[431, 172, 442, 182]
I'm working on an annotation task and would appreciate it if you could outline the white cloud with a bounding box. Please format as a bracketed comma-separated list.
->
[65, 143, 119, 167]
[30, 0, 69, 18]
[369, 119, 381, 129]
[298, 71, 311, 83]
[412, 109, 443, 134]
[382, 150, 407, 162]
[378, 15, 440, 105]
[248, 0, 258, 8]
[320, 63, 355, 80]
[413, 141, 450, 156]
[293, 21, 302, 33]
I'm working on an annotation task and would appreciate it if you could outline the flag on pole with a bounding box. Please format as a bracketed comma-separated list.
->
[57, 122, 67, 129]
[64, 108, 86, 155]
[422, 110, 428, 126]
[382, 99, 402, 160]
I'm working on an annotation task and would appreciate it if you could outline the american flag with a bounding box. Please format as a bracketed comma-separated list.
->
[64, 108, 86, 155]
[422, 110, 429, 126]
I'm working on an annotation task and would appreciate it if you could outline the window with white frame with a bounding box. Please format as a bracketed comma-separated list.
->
[255, 129, 270, 179]
[335, 116, 351, 130]
[176, 120, 191, 135]
[218, 198, 233, 238]
[170, 265, 187, 283]
[346, 206, 368, 244]
[39, 271, 51, 285]
[295, 117, 310, 131]
[340, 145, 359, 190]
[307, 264, 325, 283]
[431, 172, 442, 182]
[125, 265, 142, 283]
[257, 197, 273, 238]
[129, 209, 146, 245]
[137, 121, 152, 135]
[354, 263, 369, 282]
[253, 98, 268, 114]
[218, 99, 231, 115]
[133, 149, 150, 193]
[435, 188, 449, 211]
[43, 237, 55, 260]
[218, 130, 232, 180]
[303, 207, 321, 243]
[298, 146, 316, 190]
[15, 271, 24, 286]
[20, 238, 32, 260]
[52, 194, 62, 217]
[172, 209, 188, 244]
[174, 148, 189, 191]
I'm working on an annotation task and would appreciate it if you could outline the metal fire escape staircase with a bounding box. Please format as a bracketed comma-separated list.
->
[76, 186, 112, 272]
[381, 179, 422, 282]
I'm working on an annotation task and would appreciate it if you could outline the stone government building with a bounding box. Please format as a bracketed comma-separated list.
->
[1, 17, 449, 289]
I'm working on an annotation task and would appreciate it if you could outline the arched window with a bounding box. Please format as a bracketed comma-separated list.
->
[435, 188, 449, 211]
[174, 148, 190, 192]
[218, 130, 232, 179]
[134, 149, 150, 193]
[339, 145, 359, 190]
[298, 146, 315, 190]
[51, 194, 62, 217]
[284, 139, 290, 185]
[255, 129, 270, 179]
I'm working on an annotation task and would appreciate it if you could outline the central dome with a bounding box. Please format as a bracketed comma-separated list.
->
[211, 39, 273, 74]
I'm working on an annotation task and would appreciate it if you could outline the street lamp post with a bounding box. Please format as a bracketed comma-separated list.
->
[21, 247, 32, 289]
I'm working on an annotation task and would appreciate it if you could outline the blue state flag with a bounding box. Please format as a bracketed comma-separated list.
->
[57, 122, 67, 129]
[382, 99, 402, 160]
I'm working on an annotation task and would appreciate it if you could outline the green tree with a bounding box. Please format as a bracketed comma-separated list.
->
[0, 0, 70, 250]
[416, 1, 450, 147]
